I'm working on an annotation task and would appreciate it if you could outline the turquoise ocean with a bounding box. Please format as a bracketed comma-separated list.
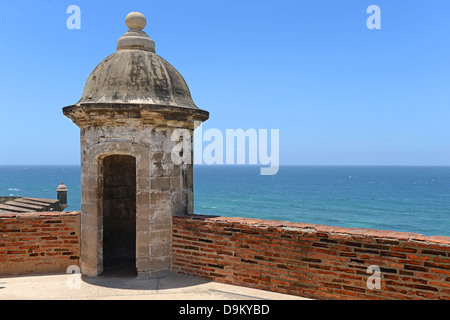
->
[0, 165, 449, 237]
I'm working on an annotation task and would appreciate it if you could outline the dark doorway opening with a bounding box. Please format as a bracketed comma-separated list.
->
[102, 155, 137, 277]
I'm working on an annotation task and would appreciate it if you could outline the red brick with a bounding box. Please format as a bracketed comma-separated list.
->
[172, 215, 450, 300]
[429, 281, 450, 289]
[407, 254, 430, 261]
[391, 247, 417, 253]
[0, 212, 80, 277]
[433, 257, 450, 264]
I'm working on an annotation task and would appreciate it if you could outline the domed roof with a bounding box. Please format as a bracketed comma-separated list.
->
[77, 50, 198, 109]
[57, 181, 68, 192]
[68, 12, 204, 112]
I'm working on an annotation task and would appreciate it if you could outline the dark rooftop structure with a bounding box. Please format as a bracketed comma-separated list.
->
[0, 182, 68, 213]
[0, 197, 62, 213]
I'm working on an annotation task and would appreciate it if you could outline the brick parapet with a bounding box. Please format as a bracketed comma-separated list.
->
[172, 215, 450, 300]
[2, 211, 449, 299]
[0, 211, 81, 276]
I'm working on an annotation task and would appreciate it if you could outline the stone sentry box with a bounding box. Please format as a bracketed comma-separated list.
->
[63, 12, 209, 278]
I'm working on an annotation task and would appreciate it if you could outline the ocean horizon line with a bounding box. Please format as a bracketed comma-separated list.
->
[1, 165, 448, 236]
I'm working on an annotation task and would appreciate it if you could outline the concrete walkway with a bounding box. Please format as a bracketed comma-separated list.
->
[0, 273, 309, 300]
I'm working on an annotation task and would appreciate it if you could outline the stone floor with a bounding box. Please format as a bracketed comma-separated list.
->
[0, 273, 310, 300]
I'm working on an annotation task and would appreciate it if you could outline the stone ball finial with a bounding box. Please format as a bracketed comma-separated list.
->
[125, 12, 147, 31]
[117, 12, 154, 52]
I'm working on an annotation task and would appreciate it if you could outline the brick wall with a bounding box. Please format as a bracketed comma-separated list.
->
[2, 211, 449, 299]
[0, 212, 80, 276]
[172, 215, 450, 300]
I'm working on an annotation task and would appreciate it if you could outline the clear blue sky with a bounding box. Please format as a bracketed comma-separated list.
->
[0, 0, 449, 165]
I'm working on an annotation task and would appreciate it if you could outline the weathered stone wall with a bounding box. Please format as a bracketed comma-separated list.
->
[79, 124, 193, 277]
[172, 215, 450, 300]
[62, 11, 208, 279]
[0, 212, 80, 276]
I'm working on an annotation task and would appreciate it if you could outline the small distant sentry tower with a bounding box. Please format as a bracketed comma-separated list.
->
[56, 181, 68, 211]
[63, 12, 209, 278]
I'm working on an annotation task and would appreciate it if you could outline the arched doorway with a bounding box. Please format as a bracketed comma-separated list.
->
[102, 155, 137, 277]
